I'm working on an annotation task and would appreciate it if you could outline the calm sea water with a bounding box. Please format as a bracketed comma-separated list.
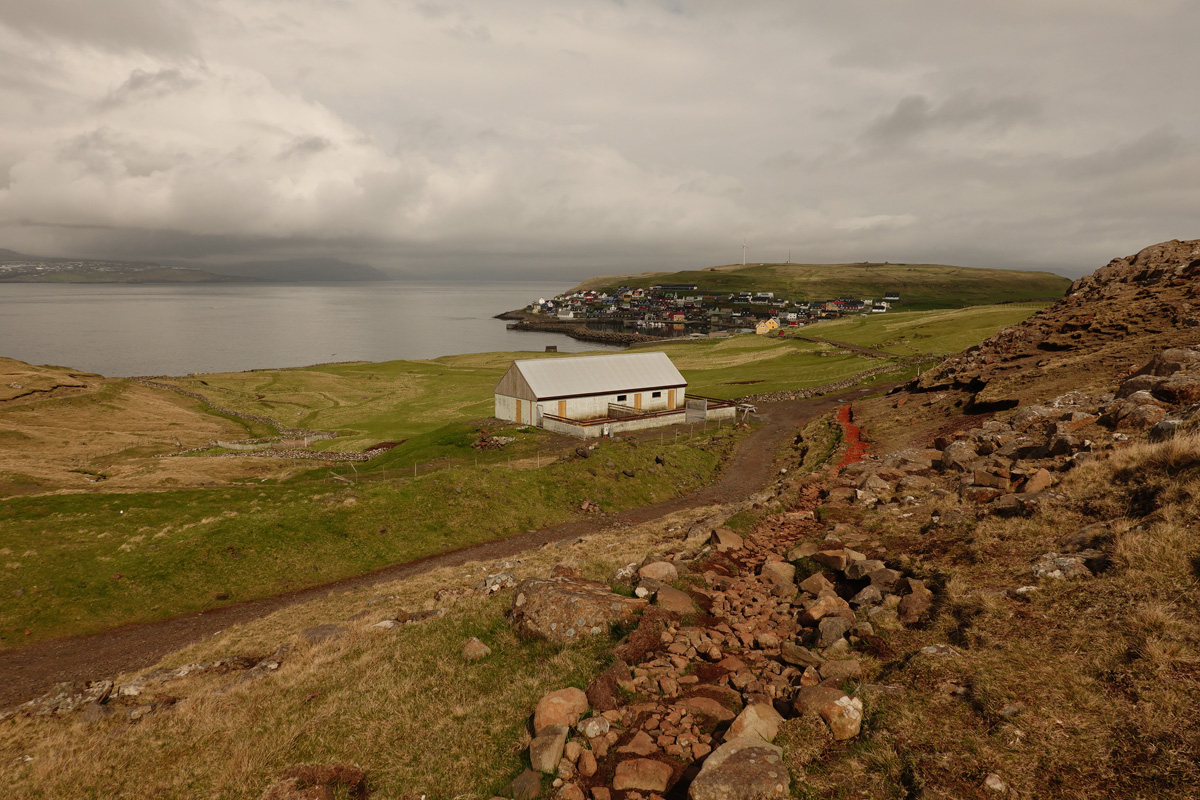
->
[0, 281, 617, 376]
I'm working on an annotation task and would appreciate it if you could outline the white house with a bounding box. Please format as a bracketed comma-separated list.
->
[495, 351, 687, 427]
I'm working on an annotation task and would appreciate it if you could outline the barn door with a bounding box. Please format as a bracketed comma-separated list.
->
[668, 388, 676, 408]
[634, 393, 642, 410]
[558, 400, 566, 417]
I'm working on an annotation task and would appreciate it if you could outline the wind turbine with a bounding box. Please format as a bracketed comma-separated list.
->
[742, 240, 748, 266]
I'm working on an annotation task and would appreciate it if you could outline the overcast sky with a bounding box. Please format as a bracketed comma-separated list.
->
[1, 1, 1197, 279]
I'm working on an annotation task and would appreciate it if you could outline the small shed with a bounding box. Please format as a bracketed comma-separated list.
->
[494, 352, 687, 428]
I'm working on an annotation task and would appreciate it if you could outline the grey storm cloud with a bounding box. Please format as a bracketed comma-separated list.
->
[862, 92, 1043, 148]
[0, 0, 1197, 279]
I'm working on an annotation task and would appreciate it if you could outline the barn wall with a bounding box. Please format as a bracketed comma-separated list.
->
[494, 394, 519, 423]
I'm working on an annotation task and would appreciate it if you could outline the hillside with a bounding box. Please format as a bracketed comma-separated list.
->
[568, 261, 1072, 310]
[3, 242, 1198, 799]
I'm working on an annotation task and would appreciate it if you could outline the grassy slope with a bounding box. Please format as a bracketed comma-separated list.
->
[570, 263, 1071, 310]
[0, 426, 738, 644]
[804, 304, 1043, 356]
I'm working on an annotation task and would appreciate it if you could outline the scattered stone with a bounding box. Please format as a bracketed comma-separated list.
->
[711, 528, 744, 553]
[535, 688, 589, 734]
[817, 616, 854, 647]
[618, 730, 658, 756]
[530, 724, 570, 773]
[793, 686, 863, 739]
[780, 642, 824, 668]
[983, 773, 1009, 793]
[727, 702, 784, 743]
[677, 695, 736, 722]
[654, 586, 697, 614]
[504, 768, 542, 800]
[461, 637, 492, 661]
[638, 561, 679, 584]
[612, 759, 672, 792]
[1031, 553, 1093, 580]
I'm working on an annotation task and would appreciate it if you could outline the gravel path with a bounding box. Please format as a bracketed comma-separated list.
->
[0, 384, 896, 710]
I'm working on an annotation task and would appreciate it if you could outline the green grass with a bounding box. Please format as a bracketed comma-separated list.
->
[572, 263, 1070, 310]
[0, 427, 740, 644]
[804, 304, 1048, 356]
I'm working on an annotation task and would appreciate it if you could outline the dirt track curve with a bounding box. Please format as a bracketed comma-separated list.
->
[0, 383, 897, 710]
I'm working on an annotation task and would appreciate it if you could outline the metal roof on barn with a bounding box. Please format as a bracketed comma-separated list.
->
[495, 352, 687, 401]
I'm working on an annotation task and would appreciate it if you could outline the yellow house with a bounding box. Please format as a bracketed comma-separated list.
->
[755, 318, 780, 335]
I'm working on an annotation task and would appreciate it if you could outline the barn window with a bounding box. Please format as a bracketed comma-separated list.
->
[651, 391, 662, 398]
[617, 394, 627, 402]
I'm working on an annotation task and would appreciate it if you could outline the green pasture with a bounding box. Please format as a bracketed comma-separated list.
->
[802, 303, 1048, 356]
[0, 426, 738, 644]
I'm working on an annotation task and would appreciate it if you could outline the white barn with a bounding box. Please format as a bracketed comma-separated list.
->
[494, 352, 690, 436]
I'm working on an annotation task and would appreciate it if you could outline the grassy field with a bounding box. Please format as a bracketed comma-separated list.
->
[0, 303, 1043, 644]
[801, 304, 1045, 356]
[570, 262, 1071, 310]
[0, 424, 739, 644]
[0, 501, 726, 800]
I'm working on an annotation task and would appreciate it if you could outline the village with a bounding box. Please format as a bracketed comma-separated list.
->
[524, 283, 900, 337]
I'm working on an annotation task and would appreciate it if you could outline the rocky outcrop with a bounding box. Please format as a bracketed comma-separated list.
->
[911, 239, 1200, 405]
[508, 576, 648, 643]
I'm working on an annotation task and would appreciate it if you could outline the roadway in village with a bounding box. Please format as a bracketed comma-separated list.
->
[0, 382, 900, 710]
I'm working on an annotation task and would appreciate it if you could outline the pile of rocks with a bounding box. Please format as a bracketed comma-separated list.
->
[913, 239, 1200, 403]
[499, 482, 933, 799]
[831, 346, 1200, 522]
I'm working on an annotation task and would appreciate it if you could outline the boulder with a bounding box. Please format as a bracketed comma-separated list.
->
[760, 561, 796, 587]
[845, 559, 885, 580]
[654, 585, 697, 614]
[793, 686, 863, 740]
[638, 561, 678, 584]
[508, 577, 646, 644]
[711, 528, 744, 552]
[530, 724, 570, 773]
[1154, 374, 1200, 405]
[786, 541, 818, 560]
[688, 738, 789, 800]
[504, 769, 542, 800]
[818, 616, 854, 647]
[800, 593, 848, 624]
[850, 585, 883, 606]
[939, 441, 978, 472]
[812, 549, 848, 571]
[798, 573, 834, 595]
[779, 642, 824, 668]
[612, 759, 673, 792]
[1024, 468, 1054, 494]
[534, 688, 589, 734]
[678, 695, 737, 722]
[727, 702, 784, 743]
[1134, 347, 1200, 377]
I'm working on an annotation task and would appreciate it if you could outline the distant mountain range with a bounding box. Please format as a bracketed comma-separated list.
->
[0, 249, 389, 283]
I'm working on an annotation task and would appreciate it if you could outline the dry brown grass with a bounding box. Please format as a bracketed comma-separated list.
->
[0, 502, 729, 799]
[803, 432, 1200, 799]
[0, 358, 277, 495]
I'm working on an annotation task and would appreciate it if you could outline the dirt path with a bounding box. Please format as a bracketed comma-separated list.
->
[0, 384, 896, 710]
